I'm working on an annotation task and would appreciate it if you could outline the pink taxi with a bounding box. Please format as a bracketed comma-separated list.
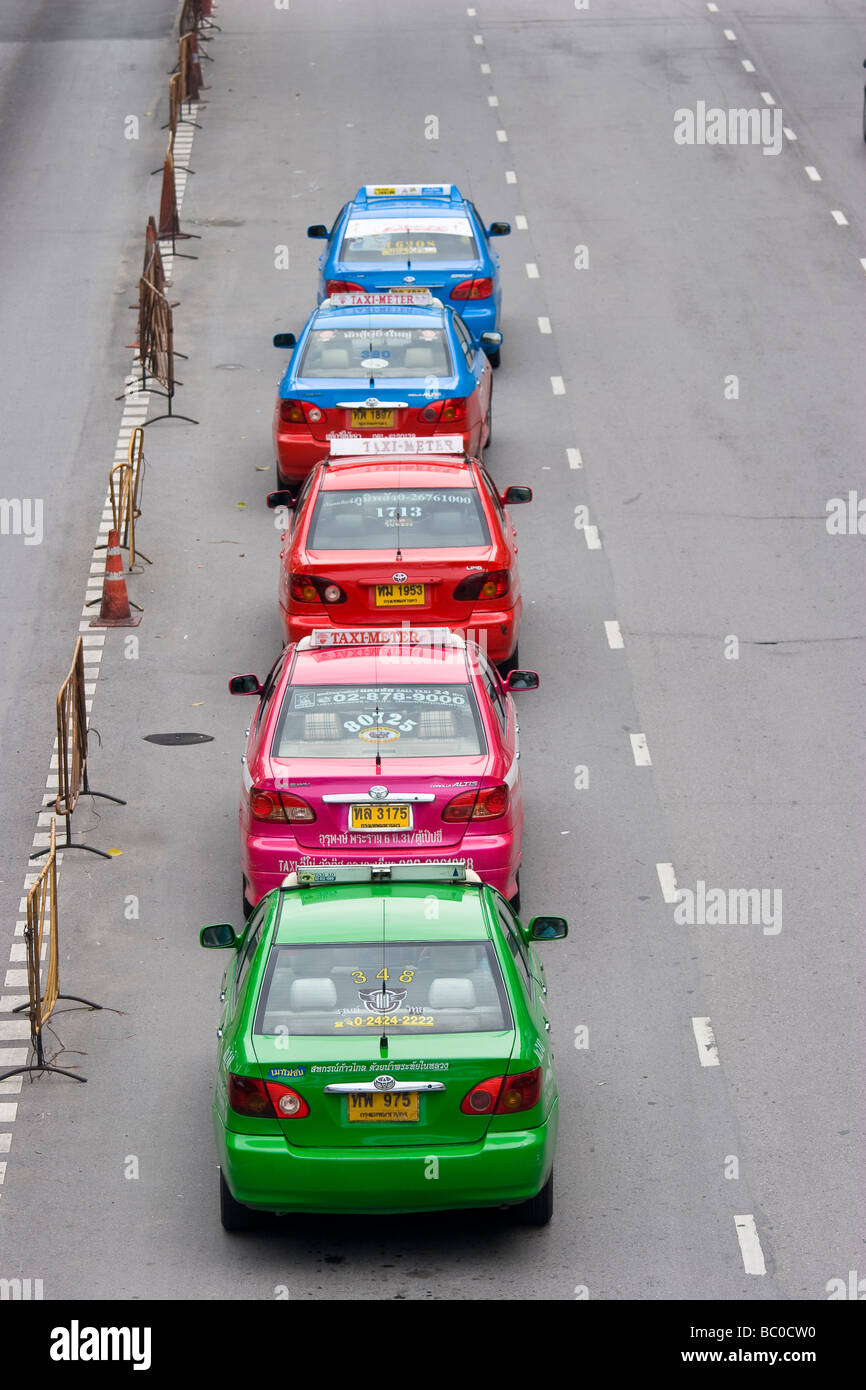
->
[229, 629, 539, 916]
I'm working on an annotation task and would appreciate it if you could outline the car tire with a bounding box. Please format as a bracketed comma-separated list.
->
[242, 878, 255, 921]
[508, 871, 521, 915]
[497, 644, 519, 677]
[515, 1171, 553, 1227]
[219, 1168, 257, 1233]
[487, 348, 501, 369]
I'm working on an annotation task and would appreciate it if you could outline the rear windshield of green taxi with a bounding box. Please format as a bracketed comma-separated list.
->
[254, 940, 512, 1036]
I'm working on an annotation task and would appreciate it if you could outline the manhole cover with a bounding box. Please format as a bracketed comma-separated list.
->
[143, 733, 214, 746]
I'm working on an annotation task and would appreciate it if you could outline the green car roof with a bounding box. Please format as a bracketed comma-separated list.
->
[273, 881, 493, 945]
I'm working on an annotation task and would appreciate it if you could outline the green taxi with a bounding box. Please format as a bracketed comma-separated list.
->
[201, 864, 567, 1230]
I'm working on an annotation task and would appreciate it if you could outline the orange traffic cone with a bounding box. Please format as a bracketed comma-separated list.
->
[89, 530, 142, 627]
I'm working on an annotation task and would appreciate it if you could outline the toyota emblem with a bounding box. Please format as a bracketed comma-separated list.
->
[369, 785, 388, 800]
[392, 571, 408, 582]
[373, 1074, 396, 1091]
[403, 275, 416, 284]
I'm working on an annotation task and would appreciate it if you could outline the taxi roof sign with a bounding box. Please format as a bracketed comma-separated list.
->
[326, 291, 434, 309]
[363, 184, 454, 199]
[283, 862, 471, 889]
[304, 626, 461, 650]
[327, 435, 465, 457]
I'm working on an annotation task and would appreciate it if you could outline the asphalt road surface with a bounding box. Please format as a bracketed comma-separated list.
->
[0, 0, 862, 1302]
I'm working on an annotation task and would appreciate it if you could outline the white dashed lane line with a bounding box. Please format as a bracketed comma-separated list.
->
[496, 129, 508, 143]
[583, 524, 601, 549]
[566, 447, 582, 469]
[734, 1215, 768, 1276]
[525, 262, 539, 278]
[692, 1017, 721, 1067]
[473, 33, 483, 45]
[723, 29, 736, 42]
[784, 127, 797, 141]
[480, 62, 490, 74]
[604, 620, 623, 649]
[656, 862, 678, 903]
[537, 316, 551, 334]
[760, 91, 775, 105]
[550, 374, 565, 394]
[741, 59, 755, 73]
[831, 210, 848, 226]
[515, 214, 527, 230]
[804, 166, 821, 181]
[487, 95, 498, 107]
[630, 733, 652, 766]
[505, 170, 517, 184]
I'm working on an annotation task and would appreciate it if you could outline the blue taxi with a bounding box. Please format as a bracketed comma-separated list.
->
[307, 185, 510, 366]
[271, 292, 494, 489]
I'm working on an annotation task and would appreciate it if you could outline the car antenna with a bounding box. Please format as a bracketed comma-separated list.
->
[379, 900, 388, 1055]
[368, 339, 375, 389]
[395, 463, 403, 563]
[374, 694, 382, 776]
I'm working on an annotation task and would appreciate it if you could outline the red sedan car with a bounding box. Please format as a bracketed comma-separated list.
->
[267, 438, 532, 670]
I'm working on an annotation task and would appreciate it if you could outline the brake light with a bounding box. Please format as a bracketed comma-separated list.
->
[451, 277, 494, 300]
[442, 783, 509, 822]
[419, 397, 466, 425]
[228, 1073, 272, 1117]
[265, 1081, 310, 1118]
[279, 399, 306, 424]
[460, 1076, 503, 1114]
[325, 280, 364, 294]
[228, 1074, 310, 1119]
[250, 789, 316, 823]
[289, 574, 346, 604]
[453, 569, 510, 602]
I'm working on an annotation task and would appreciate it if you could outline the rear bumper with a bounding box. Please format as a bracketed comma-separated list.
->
[219, 1104, 556, 1215]
[242, 830, 519, 905]
[283, 604, 520, 664]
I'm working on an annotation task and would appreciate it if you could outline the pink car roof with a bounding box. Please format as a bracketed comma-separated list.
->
[290, 642, 473, 686]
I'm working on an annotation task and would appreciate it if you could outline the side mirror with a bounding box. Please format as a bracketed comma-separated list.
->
[267, 490, 295, 510]
[488, 222, 511, 237]
[528, 916, 568, 942]
[200, 923, 239, 949]
[229, 674, 263, 696]
[307, 224, 329, 238]
[502, 485, 532, 506]
[504, 670, 539, 692]
[273, 332, 296, 349]
[481, 331, 503, 348]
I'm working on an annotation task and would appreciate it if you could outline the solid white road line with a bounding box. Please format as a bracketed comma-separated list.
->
[604, 620, 623, 649]
[805, 166, 821, 181]
[630, 733, 651, 765]
[566, 447, 582, 469]
[656, 863, 678, 903]
[692, 1016, 720, 1066]
[831, 211, 848, 226]
[734, 1215, 767, 1275]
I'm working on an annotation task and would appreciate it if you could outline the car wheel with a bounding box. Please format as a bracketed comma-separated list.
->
[497, 643, 519, 677]
[515, 1171, 553, 1227]
[508, 870, 521, 915]
[242, 878, 255, 920]
[219, 1168, 256, 1232]
[487, 348, 501, 369]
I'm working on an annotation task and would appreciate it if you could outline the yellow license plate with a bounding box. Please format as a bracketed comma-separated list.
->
[375, 584, 425, 607]
[351, 408, 394, 428]
[350, 804, 412, 830]
[347, 1092, 419, 1123]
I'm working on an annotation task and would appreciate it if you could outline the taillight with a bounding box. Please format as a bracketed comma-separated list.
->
[442, 783, 509, 822]
[460, 1076, 503, 1114]
[279, 400, 324, 426]
[228, 1073, 272, 1117]
[265, 1081, 310, 1118]
[496, 1068, 543, 1113]
[451, 277, 494, 300]
[325, 280, 364, 294]
[453, 569, 510, 602]
[228, 1074, 309, 1119]
[289, 574, 346, 604]
[419, 397, 466, 425]
[460, 1069, 542, 1116]
[250, 789, 316, 823]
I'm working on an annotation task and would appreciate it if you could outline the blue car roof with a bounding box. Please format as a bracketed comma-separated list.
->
[311, 303, 449, 331]
[349, 184, 466, 213]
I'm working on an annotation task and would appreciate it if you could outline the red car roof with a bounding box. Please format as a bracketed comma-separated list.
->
[291, 641, 472, 685]
[320, 458, 475, 490]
